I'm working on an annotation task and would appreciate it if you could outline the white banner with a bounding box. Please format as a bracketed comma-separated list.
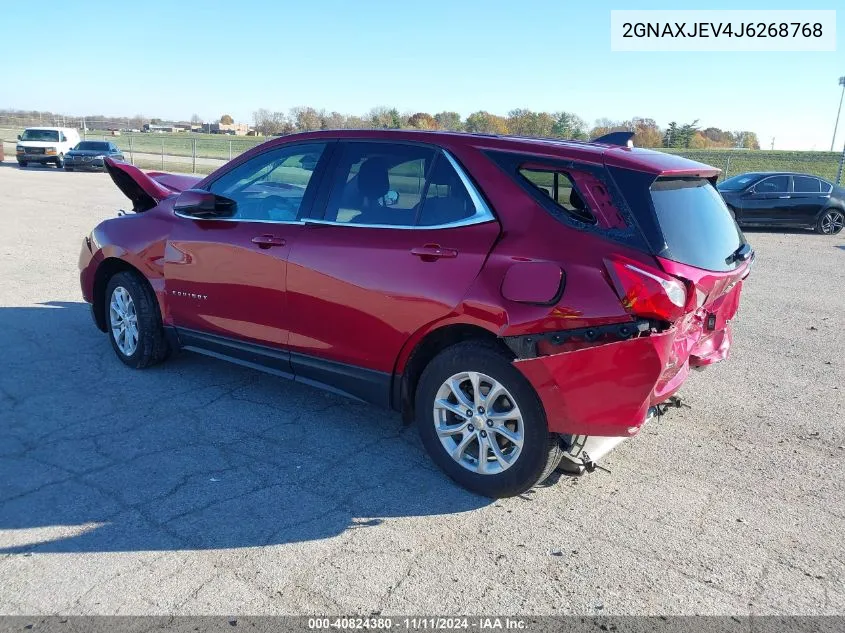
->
[611, 10, 836, 52]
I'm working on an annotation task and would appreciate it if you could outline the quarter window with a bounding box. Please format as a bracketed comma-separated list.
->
[754, 175, 789, 194]
[792, 176, 822, 193]
[208, 143, 326, 222]
[518, 168, 595, 223]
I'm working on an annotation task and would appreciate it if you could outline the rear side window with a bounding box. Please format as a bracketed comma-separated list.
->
[417, 154, 476, 226]
[322, 142, 488, 227]
[324, 143, 434, 226]
[793, 175, 821, 193]
[650, 178, 744, 272]
[518, 168, 594, 224]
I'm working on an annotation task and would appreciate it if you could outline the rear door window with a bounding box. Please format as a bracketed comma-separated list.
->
[417, 153, 476, 226]
[323, 143, 433, 227]
[650, 178, 744, 272]
[793, 176, 822, 193]
[321, 143, 489, 228]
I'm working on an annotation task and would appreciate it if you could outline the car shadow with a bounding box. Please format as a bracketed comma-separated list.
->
[0, 160, 61, 170]
[0, 302, 492, 554]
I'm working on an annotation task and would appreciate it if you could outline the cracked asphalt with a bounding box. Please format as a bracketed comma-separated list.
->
[0, 161, 843, 616]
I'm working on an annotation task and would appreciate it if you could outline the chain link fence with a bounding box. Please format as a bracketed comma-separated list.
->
[2, 126, 844, 183]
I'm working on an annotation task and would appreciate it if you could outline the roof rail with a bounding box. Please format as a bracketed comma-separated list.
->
[592, 131, 635, 147]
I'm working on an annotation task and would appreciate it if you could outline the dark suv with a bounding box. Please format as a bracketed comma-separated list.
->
[79, 130, 752, 498]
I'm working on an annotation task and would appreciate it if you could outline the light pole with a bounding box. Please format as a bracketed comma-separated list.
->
[831, 76, 845, 152]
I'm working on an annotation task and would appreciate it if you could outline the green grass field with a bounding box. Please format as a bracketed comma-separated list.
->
[661, 148, 843, 183]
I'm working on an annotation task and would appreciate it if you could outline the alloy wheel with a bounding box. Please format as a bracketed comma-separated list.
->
[109, 286, 139, 356]
[820, 210, 844, 234]
[432, 371, 524, 475]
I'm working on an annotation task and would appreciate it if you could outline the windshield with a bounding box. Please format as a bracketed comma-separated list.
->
[717, 174, 758, 191]
[75, 141, 110, 151]
[20, 129, 60, 142]
[650, 178, 745, 272]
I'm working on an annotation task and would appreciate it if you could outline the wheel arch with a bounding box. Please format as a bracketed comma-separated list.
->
[393, 321, 513, 423]
[815, 204, 845, 233]
[92, 258, 158, 332]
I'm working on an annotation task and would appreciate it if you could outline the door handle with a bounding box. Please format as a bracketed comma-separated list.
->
[411, 244, 458, 261]
[251, 234, 286, 249]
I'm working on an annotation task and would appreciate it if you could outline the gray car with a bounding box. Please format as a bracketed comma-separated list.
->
[64, 141, 124, 171]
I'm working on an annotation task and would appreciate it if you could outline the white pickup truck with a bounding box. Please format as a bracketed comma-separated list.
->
[16, 127, 81, 168]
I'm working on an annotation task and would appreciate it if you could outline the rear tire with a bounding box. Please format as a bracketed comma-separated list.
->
[104, 271, 170, 369]
[816, 209, 844, 235]
[415, 341, 562, 498]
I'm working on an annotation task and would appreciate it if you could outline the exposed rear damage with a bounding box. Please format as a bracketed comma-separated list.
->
[509, 268, 748, 471]
[502, 160, 754, 473]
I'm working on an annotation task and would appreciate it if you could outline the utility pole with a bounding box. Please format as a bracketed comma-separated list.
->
[770, 137, 775, 150]
[832, 76, 845, 152]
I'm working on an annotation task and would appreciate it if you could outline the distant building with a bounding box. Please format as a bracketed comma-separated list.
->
[208, 122, 252, 136]
[143, 124, 178, 133]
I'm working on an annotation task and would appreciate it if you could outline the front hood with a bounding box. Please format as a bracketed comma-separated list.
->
[18, 141, 58, 148]
[104, 158, 201, 212]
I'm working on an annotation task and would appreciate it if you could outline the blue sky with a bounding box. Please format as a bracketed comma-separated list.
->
[4, 0, 843, 150]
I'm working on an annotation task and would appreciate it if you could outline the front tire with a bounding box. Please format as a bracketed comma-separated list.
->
[55, 154, 64, 168]
[64, 166, 73, 172]
[17, 161, 27, 167]
[105, 271, 170, 369]
[415, 341, 562, 498]
[816, 209, 844, 235]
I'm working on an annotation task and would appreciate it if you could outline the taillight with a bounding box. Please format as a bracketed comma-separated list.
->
[604, 257, 688, 323]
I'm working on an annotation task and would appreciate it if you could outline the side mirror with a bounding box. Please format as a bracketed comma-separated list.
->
[17, 134, 21, 140]
[173, 189, 236, 219]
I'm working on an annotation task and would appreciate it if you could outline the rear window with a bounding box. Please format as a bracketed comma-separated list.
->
[650, 178, 744, 272]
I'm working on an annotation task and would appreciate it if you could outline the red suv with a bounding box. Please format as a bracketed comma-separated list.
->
[79, 130, 752, 498]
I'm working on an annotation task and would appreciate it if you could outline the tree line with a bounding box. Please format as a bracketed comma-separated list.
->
[0, 108, 760, 150]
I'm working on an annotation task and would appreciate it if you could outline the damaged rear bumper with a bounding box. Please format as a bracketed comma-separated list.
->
[510, 280, 743, 439]
[513, 328, 687, 437]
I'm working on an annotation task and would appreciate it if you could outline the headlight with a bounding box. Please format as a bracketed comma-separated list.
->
[94, 155, 105, 159]
[45, 147, 57, 155]
[16, 146, 24, 153]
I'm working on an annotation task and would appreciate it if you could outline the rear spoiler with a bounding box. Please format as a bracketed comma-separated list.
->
[104, 158, 202, 212]
[592, 131, 635, 147]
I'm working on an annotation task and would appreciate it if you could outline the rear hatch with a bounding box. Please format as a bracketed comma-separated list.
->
[604, 160, 753, 371]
